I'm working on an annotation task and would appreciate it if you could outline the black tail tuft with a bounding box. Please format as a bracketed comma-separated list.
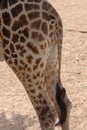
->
[56, 82, 67, 126]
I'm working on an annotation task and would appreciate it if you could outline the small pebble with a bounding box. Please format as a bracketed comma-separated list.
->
[76, 57, 79, 61]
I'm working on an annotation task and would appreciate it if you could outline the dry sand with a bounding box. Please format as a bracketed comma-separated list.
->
[0, 0, 87, 130]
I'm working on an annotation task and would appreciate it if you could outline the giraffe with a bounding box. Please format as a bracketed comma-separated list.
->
[0, 0, 72, 130]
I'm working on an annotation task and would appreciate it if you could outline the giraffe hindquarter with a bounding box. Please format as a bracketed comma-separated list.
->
[1, 0, 62, 78]
[0, 0, 72, 130]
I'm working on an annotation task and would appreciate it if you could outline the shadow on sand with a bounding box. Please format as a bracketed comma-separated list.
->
[0, 112, 38, 130]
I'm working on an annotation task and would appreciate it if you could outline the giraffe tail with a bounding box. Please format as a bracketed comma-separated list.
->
[55, 22, 67, 126]
[56, 82, 67, 126]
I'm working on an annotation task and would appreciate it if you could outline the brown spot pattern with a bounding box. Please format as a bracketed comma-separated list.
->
[9, 43, 15, 53]
[51, 8, 58, 17]
[31, 20, 41, 29]
[19, 49, 26, 57]
[2, 12, 11, 26]
[3, 39, 9, 47]
[12, 16, 28, 31]
[14, 59, 18, 65]
[33, 64, 38, 70]
[30, 89, 35, 93]
[27, 42, 39, 54]
[16, 44, 24, 50]
[4, 49, 10, 54]
[1, 0, 8, 9]
[20, 36, 26, 43]
[2, 27, 10, 38]
[27, 67, 32, 72]
[40, 62, 44, 68]
[35, 58, 41, 64]
[22, 28, 29, 38]
[25, 3, 40, 11]
[9, 0, 18, 6]
[12, 34, 19, 43]
[58, 19, 62, 27]
[42, 12, 49, 21]
[42, 1, 48, 11]
[11, 4, 23, 17]
[19, 15, 28, 25]
[41, 22, 48, 35]
[34, 0, 41, 2]
[28, 12, 40, 20]
[26, 55, 33, 63]
[4, 54, 9, 61]
[33, 74, 37, 79]
[11, 53, 18, 58]
[49, 24, 53, 30]
[31, 32, 44, 41]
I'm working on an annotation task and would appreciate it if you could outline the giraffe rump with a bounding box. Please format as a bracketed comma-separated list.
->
[0, 0, 72, 130]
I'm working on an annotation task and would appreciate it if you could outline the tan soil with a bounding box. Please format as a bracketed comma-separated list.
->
[0, 0, 87, 130]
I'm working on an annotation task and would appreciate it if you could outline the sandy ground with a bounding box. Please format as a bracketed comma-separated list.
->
[0, 0, 87, 130]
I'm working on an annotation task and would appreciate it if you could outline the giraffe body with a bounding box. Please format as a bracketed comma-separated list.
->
[0, 0, 72, 130]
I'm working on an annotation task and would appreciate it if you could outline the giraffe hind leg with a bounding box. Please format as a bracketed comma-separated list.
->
[4, 41, 56, 130]
[45, 43, 72, 130]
